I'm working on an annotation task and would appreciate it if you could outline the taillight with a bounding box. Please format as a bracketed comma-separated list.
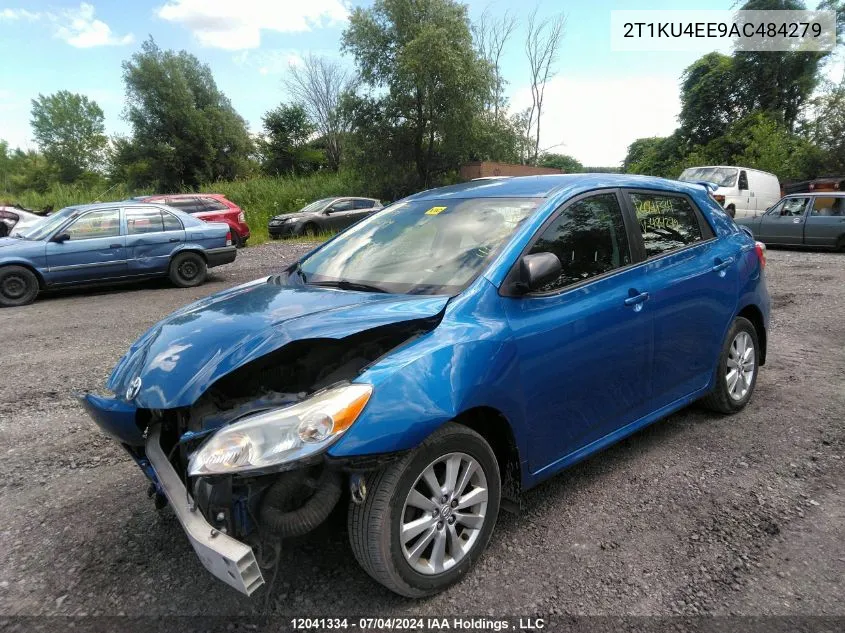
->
[755, 241, 766, 269]
[226, 231, 232, 246]
[238, 211, 245, 223]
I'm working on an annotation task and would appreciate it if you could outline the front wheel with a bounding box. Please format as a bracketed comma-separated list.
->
[0, 265, 39, 307]
[701, 316, 759, 413]
[169, 252, 207, 288]
[348, 424, 501, 597]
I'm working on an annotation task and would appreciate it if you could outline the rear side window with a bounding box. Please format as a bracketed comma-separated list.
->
[528, 192, 632, 293]
[199, 197, 228, 211]
[167, 198, 204, 214]
[126, 208, 164, 234]
[629, 193, 707, 258]
[810, 196, 845, 216]
[162, 211, 183, 231]
[353, 199, 375, 209]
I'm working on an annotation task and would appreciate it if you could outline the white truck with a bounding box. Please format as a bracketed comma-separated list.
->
[679, 166, 781, 219]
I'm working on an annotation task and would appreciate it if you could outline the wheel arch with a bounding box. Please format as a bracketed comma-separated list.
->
[170, 247, 208, 264]
[452, 406, 522, 501]
[0, 261, 46, 289]
[737, 303, 766, 365]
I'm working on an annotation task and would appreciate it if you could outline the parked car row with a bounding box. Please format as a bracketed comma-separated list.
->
[0, 201, 236, 307]
[82, 174, 770, 598]
[133, 194, 251, 247]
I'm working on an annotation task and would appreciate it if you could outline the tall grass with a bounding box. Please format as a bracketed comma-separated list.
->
[3, 170, 368, 244]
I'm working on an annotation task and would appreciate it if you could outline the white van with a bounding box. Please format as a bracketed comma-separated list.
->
[678, 166, 781, 219]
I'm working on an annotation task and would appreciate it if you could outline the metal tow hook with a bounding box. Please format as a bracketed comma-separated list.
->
[350, 473, 367, 505]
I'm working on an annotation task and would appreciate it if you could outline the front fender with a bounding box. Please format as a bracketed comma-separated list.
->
[329, 279, 529, 468]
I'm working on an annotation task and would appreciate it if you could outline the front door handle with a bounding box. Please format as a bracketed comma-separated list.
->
[712, 257, 735, 273]
[109, 243, 122, 249]
[624, 291, 649, 307]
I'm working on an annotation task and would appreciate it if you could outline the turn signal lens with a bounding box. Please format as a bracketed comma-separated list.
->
[755, 241, 766, 269]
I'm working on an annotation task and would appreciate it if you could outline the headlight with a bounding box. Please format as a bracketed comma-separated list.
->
[187, 383, 372, 476]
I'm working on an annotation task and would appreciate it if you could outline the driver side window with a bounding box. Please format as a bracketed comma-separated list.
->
[328, 200, 354, 213]
[64, 209, 120, 240]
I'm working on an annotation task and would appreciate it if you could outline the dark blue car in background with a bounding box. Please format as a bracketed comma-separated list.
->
[82, 174, 770, 598]
[0, 202, 236, 307]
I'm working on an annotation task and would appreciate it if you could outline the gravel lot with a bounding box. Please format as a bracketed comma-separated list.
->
[0, 243, 843, 619]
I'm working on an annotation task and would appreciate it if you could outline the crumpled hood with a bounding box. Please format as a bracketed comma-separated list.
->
[108, 276, 448, 409]
[272, 212, 309, 222]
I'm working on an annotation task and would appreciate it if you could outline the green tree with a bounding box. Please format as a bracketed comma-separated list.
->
[259, 104, 323, 175]
[732, 0, 828, 131]
[119, 38, 253, 190]
[342, 0, 493, 190]
[539, 153, 583, 172]
[30, 91, 106, 182]
[622, 135, 685, 178]
[806, 87, 845, 174]
[679, 53, 741, 146]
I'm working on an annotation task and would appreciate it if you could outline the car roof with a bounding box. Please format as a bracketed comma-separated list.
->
[406, 174, 710, 201]
[785, 192, 845, 197]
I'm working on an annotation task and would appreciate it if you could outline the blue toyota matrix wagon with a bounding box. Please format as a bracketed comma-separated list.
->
[83, 174, 770, 597]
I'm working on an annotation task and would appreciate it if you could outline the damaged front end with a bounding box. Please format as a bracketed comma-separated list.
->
[83, 308, 442, 595]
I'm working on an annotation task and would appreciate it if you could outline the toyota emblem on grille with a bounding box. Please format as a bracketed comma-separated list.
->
[126, 377, 142, 401]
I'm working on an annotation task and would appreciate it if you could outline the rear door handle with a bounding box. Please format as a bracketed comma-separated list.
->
[624, 291, 649, 306]
[712, 257, 734, 272]
[169, 238, 180, 242]
[109, 243, 122, 249]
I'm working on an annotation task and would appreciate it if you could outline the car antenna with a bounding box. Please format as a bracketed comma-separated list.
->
[93, 182, 121, 202]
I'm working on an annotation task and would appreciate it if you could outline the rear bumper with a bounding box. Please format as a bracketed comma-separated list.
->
[206, 246, 237, 268]
[146, 425, 264, 595]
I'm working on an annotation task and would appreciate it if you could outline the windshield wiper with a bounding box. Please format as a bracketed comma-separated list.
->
[309, 279, 389, 293]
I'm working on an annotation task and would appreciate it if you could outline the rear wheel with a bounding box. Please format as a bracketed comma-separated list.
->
[0, 265, 39, 307]
[701, 316, 759, 413]
[169, 252, 207, 288]
[229, 227, 243, 248]
[348, 424, 501, 597]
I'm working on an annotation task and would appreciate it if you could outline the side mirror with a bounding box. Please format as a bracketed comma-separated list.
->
[52, 232, 70, 243]
[517, 252, 562, 293]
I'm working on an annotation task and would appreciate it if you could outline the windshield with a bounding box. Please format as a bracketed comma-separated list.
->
[19, 206, 79, 240]
[298, 198, 335, 214]
[298, 197, 542, 295]
[679, 167, 738, 188]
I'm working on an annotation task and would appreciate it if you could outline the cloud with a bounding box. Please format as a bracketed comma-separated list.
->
[510, 74, 681, 167]
[0, 8, 41, 20]
[54, 3, 134, 48]
[0, 3, 133, 47]
[234, 49, 305, 75]
[156, 0, 350, 50]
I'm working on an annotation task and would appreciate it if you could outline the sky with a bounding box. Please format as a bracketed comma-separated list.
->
[0, 0, 825, 167]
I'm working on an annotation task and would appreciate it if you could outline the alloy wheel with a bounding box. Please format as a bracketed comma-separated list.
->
[726, 331, 755, 401]
[399, 452, 488, 575]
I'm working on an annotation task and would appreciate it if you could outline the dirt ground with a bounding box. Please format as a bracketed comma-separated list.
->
[0, 243, 843, 620]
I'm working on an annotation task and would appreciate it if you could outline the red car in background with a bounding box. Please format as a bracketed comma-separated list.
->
[135, 194, 250, 247]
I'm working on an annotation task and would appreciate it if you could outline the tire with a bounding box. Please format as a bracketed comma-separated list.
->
[168, 251, 207, 288]
[301, 222, 319, 238]
[348, 424, 501, 597]
[700, 316, 759, 414]
[726, 205, 736, 219]
[0, 265, 39, 307]
[229, 227, 243, 248]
